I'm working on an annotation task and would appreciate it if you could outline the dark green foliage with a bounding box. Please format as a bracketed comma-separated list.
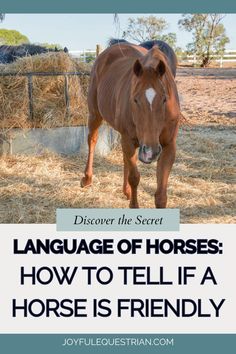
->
[0, 29, 30, 45]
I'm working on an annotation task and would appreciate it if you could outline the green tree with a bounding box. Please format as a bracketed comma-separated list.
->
[160, 33, 177, 48]
[39, 43, 63, 50]
[178, 14, 229, 67]
[122, 16, 177, 48]
[0, 29, 29, 45]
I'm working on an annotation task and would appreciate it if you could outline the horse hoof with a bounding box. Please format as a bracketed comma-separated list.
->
[129, 202, 139, 209]
[123, 186, 131, 200]
[81, 177, 92, 188]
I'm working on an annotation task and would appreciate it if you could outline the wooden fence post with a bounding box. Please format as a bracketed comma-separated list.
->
[96, 44, 102, 57]
[27, 74, 34, 121]
[64, 74, 70, 119]
[220, 56, 223, 68]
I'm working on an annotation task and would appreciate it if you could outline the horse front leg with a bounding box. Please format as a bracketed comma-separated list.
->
[81, 114, 102, 188]
[123, 158, 131, 200]
[155, 141, 176, 208]
[121, 136, 140, 208]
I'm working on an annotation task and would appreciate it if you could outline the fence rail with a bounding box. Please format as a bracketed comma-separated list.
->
[69, 50, 96, 62]
[179, 50, 236, 67]
[0, 71, 90, 77]
[0, 71, 90, 121]
[69, 48, 236, 67]
[69, 45, 102, 62]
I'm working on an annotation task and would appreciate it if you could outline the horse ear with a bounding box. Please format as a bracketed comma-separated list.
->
[156, 60, 166, 76]
[133, 59, 143, 77]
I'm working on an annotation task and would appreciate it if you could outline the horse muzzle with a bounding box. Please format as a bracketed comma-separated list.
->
[138, 144, 162, 164]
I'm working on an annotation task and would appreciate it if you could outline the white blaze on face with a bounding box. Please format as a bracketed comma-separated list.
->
[145, 87, 156, 110]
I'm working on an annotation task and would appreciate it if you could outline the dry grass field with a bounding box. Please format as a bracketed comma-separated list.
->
[0, 67, 235, 223]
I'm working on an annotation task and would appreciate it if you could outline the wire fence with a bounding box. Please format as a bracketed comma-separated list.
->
[0, 71, 90, 122]
[0, 48, 235, 126]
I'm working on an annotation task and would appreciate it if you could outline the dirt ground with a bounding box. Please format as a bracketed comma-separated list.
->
[177, 67, 236, 125]
[0, 67, 235, 223]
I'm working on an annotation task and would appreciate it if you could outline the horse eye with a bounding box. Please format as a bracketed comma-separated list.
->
[163, 97, 167, 103]
[134, 97, 139, 104]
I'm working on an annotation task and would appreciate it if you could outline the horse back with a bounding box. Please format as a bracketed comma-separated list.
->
[92, 43, 146, 79]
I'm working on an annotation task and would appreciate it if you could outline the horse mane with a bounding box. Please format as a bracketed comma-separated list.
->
[103, 41, 175, 104]
[109, 38, 177, 77]
[108, 40, 175, 94]
[143, 46, 174, 97]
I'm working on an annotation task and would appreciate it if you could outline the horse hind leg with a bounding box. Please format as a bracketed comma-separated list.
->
[81, 114, 103, 188]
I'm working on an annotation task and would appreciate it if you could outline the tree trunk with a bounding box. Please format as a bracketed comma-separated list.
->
[201, 55, 210, 67]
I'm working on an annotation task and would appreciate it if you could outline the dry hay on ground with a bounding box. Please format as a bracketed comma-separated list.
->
[0, 67, 235, 223]
[0, 52, 90, 130]
[0, 124, 235, 224]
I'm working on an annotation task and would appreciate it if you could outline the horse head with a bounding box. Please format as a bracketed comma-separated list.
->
[131, 47, 171, 164]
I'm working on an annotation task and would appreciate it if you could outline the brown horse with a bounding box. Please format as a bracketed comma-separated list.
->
[81, 43, 180, 208]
